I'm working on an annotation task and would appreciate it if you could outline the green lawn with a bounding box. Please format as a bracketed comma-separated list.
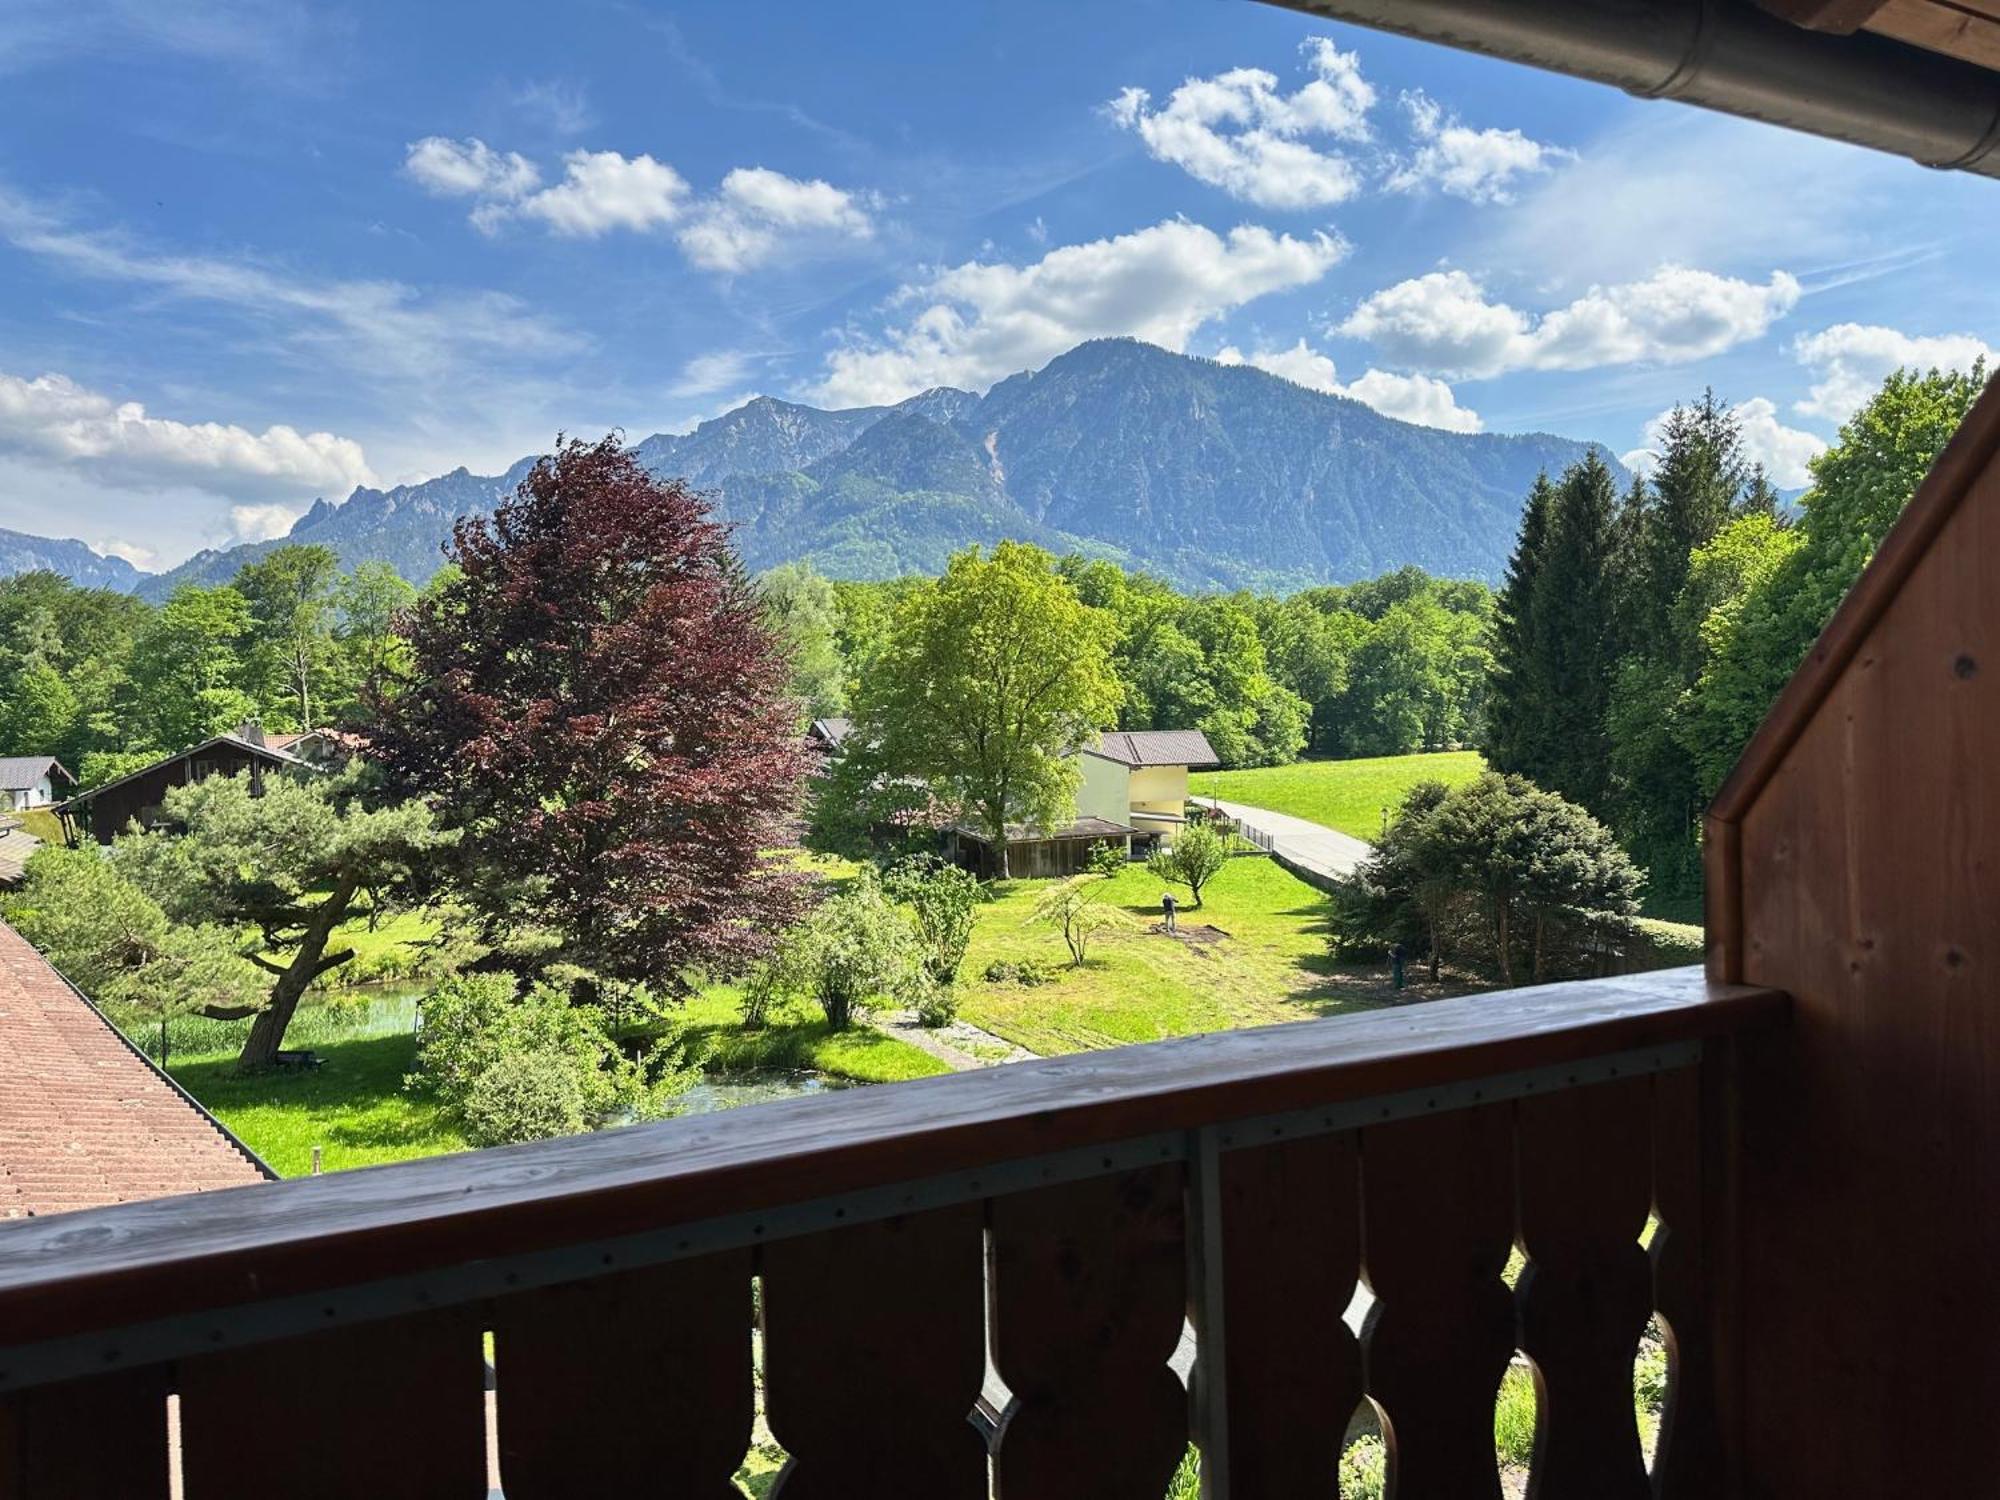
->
[956, 857, 1454, 1056]
[170, 1031, 467, 1177]
[1193, 750, 1486, 840]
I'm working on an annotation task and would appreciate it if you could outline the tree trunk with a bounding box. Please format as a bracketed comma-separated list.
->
[237, 875, 359, 1070]
[1495, 896, 1513, 987]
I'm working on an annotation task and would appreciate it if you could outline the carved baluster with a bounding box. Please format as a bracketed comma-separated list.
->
[178, 1311, 485, 1500]
[989, 1166, 1188, 1500]
[492, 1252, 753, 1499]
[1361, 1103, 1517, 1499]
[1649, 1063, 1721, 1498]
[1516, 1076, 1654, 1500]
[0, 1367, 170, 1499]
[1205, 1131, 1363, 1493]
[762, 1205, 987, 1498]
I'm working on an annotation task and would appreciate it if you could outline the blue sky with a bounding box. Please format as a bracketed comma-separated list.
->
[3, 0, 1997, 570]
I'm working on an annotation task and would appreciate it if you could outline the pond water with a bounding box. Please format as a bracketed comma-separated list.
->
[676, 1070, 852, 1116]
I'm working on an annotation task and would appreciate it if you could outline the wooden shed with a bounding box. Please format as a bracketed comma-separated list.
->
[1700, 377, 2000, 1495]
[56, 732, 311, 846]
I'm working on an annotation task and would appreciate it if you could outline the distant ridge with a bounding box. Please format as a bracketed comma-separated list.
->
[4, 341, 1619, 597]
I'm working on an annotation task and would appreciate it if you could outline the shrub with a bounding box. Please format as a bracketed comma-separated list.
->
[913, 976, 959, 1029]
[411, 973, 695, 1139]
[1086, 839, 1127, 878]
[462, 1048, 588, 1146]
[881, 855, 982, 987]
[1164, 1446, 1199, 1500]
[1339, 1434, 1387, 1499]
[982, 959, 1055, 987]
[751, 875, 926, 1030]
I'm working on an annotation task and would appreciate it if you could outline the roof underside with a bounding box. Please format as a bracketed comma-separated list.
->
[1261, 0, 2000, 179]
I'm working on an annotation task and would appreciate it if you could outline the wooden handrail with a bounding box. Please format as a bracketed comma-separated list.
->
[0, 967, 1784, 1354]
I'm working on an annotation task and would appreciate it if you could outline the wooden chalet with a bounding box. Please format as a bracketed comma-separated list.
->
[3, 5, 1999, 1496]
[53, 728, 311, 847]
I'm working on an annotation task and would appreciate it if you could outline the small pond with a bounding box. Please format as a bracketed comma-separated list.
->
[676, 1070, 852, 1116]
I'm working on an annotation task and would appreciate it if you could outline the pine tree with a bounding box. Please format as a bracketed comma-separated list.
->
[1534, 452, 1621, 812]
[1485, 472, 1555, 776]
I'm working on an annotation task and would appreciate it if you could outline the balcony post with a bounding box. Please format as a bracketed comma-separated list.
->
[1186, 1124, 1230, 1499]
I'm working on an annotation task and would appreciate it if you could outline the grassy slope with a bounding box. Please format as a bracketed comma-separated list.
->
[1193, 750, 1486, 839]
[956, 858, 1439, 1056]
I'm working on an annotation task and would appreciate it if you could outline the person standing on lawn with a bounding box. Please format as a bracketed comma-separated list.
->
[1161, 891, 1178, 935]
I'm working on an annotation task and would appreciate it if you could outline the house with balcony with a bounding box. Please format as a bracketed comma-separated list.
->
[2, 5, 1998, 1498]
[1076, 729, 1220, 854]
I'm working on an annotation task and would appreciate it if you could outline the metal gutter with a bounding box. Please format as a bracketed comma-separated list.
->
[1258, 0, 2000, 178]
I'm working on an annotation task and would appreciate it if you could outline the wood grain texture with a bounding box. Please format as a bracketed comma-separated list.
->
[1752, 0, 1893, 31]
[989, 1167, 1188, 1500]
[1649, 1066, 1720, 1499]
[762, 1207, 987, 1499]
[1516, 1077, 1654, 1500]
[0, 1367, 169, 1500]
[1359, 1106, 1516, 1499]
[1866, 0, 2000, 68]
[0, 969, 1784, 1354]
[177, 1312, 486, 1500]
[1213, 1133, 1362, 1494]
[491, 1252, 752, 1500]
[1730, 447, 2000, 1494]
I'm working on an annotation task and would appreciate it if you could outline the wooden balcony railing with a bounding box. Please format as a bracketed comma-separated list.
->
[0, 966, 1784, 1500]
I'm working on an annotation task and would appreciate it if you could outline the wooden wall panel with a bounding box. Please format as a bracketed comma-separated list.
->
[762, 1207, 987, 1498]
[988, 1167, 1187, 1500]
[1359, 1105, 1516, 1499]
[492, 1253, 752, 1499]
[1731, 456, 2000, 1494]
[1212, 1133, 1362, 1493]
[0, 1368, 169, 1500]
[1649, 1065, 1723, 1498]
[1516, 1078, 1654, 1500]
[178, 1313, 486, 1500]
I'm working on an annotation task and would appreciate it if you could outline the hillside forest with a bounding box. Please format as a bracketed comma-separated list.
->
[0, 364, 1975, 905]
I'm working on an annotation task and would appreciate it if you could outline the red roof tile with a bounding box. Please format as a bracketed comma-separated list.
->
[0, 921, 270, 1218]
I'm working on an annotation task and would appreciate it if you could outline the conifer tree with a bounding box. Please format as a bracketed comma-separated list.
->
[1485, 472, 1555, 776]
[1532, 452, 1621, 812]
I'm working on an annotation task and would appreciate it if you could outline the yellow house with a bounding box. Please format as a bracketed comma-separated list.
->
[1075, 730, 1219, 853]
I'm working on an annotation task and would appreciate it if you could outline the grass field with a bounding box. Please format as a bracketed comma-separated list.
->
[1194, 750, 1486, 839]
[957, 856, 1461, 1056]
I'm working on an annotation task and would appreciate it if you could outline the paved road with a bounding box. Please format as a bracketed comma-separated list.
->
[1195, 796, 1373, 883]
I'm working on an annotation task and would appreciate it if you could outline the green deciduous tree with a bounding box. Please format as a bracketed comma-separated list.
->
[335, 560, 417, 709]
[753, 875, 927, 1029]
[1031, 874, 1125, 967]
[235, 544, 341, 731]
[760, 561, 848, 721]
[1146, 820, 1230, 909]
[881, 854, 983, 988]
[129, 584, 257, 750]
[859, 543, 1121, 877]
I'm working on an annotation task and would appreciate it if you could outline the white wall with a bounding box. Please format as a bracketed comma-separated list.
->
[5, 776, 53, 811]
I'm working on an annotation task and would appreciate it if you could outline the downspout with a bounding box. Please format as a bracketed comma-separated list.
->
[1258, 0, 2000, 178]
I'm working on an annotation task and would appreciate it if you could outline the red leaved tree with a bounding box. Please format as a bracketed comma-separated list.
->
[370, 436, 815, 994]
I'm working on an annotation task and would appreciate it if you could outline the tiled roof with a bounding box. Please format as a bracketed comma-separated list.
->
[0, 921, 270, 1219]
[808, 717, 855, 747]
[1085, 729, 1220, 769]
[0, 756, 72, 790]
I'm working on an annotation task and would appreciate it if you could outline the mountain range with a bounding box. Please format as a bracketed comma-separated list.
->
[7, 340, 1617, 599]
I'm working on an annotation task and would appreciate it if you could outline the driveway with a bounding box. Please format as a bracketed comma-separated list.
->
[1194, 797, 1372, 884]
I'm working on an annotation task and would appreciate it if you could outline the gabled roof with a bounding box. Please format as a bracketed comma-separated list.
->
[0, 757, 74, 791]
[1084, 729, 1220, 770]
[0, 920, 271, 1217]
[807, 716, 855, 748]
[55, 733, 312, 810]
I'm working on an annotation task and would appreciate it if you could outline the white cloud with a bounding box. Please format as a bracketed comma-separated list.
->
[228, 503, 307, 542]
[1340, 265, 1801, 379]
[402, 136, 539, 204]
[97, 537, 159, 568]
[0, 370, 375, 498]
[677, 167, 874, 272]
[517, 150, 690, 237]
[1384, 91, 1569, 204]
[669, 350, 754, 399]
[511, 78, 594, 136]
[1621, 395, 1827, 489]
[403, 140, 874, 269]
[0, 184, 580, 391]
[1106, 37, 1375, 209]
[1215, 339, 1482, 432]
[1792, 323, 1995, 423]
[815, 218, 1346, 407]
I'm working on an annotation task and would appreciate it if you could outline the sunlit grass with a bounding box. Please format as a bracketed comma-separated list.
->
[1194, 750, 1486, 840]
